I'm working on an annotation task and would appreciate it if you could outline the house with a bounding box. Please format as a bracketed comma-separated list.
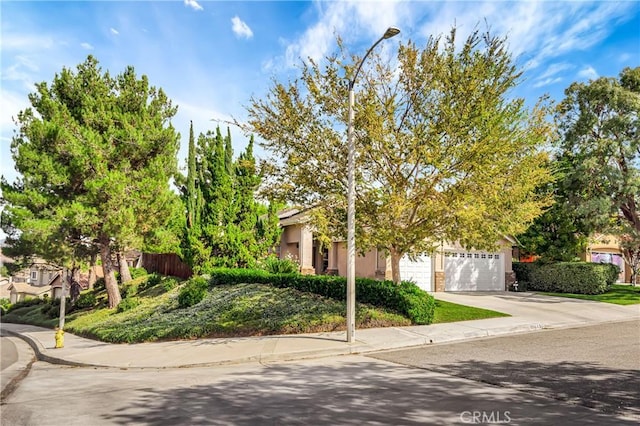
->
[583, 235, 633, 283]
[3, 258, 64, 302]
[7, 281, 52, 303]
[278, 208, 515, 292]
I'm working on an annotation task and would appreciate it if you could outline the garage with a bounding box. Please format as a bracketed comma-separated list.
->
[399, 254, 433, 291]
[445, 251, 504, 291]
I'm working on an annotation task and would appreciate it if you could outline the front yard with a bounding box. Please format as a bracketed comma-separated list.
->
[540, 284, 640, 305]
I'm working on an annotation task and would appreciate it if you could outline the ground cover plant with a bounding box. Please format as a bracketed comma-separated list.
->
[3, 272, 510, 343]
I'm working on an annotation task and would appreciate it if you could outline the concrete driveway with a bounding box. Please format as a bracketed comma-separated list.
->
[434, 291, 640, 328]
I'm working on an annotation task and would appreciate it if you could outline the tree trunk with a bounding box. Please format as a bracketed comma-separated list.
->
[88, 252, 98, 289]
[100, 242, 121, 308]
[390, 248, 402, 284]
[117, 251, 133, 284]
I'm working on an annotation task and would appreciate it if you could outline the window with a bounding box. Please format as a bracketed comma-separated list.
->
[474, 253, 479, 259]
[495, 254, 500, 260]
[466, 253, 473, 258]
[30, 271, 38, 282]
[481, 254, 487, 259]
[488, 254, 493, 259]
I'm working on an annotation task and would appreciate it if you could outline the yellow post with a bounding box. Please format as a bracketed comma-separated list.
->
[55, 328, 64, 348]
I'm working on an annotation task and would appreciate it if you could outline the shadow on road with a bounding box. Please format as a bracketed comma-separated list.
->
[100, 360, 634, 425]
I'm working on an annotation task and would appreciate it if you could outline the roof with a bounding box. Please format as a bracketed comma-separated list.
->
[7, 282, 51, 296]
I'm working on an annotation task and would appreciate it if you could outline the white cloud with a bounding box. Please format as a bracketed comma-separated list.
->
[110, 27, 119, 35]
[578, 65, 598, 80]
[80, 42, 94, 50]
[1, 34, 54, 51]
[231, 16, 253, 39]
[184, 0, 203, 12]
[283, 0, 410, 68]
[2, 55, 39, 91]
[535, 63, 573, 81]
[532, 77, 563, 88]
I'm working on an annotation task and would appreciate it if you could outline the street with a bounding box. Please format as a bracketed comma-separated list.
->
[1, 321, 638, 425]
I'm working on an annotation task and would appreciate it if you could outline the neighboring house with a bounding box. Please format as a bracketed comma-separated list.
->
[583, 235, 632, 283]
[0, 277, 11, 300]
[4, 258, 64, 302]
[278, 208, 516, 292]
[7, 282, 52, 303]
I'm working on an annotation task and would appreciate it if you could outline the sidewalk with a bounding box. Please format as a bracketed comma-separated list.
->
[2, 292, 639, 370]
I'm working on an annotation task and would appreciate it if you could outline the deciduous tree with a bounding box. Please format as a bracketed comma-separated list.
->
[247, 28, 555, 282]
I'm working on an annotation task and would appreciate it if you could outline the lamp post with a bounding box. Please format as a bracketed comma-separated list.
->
[346, 27, 400, 343]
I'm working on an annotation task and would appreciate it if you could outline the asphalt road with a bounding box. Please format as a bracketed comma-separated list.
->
[1, 321, 638, 425]
[370, 319, 640, 419]
[1, 336, 19, 371]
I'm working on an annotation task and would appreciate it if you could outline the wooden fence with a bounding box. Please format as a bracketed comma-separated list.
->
[141, 253, 193, 279]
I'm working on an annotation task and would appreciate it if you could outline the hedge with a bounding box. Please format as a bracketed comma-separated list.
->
[206, 268, 436, 324]
[513, 261, 619, 295]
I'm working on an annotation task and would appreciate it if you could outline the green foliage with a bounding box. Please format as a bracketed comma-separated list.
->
[206, 268, 435, 324]
[517, 262, 616, 294]
[7, 297, 44, 313]
[260, 255, 300, 274]
[40, 297, 71, 318]
[74, 291, 97, 310]
[0, 298, 11, 314]
[512, 262, 540, 286]
[146, 273, 162, 288]
[120, 283, 139, 299]
[117, 297, 140, 313]
[556, 67, 640, 284]
[542, 284, 640, 305]
[129, 267, 148, 280]
[177, 276, 209, 308]
[162, 277, 179, 292]
[93, 277, 106, 291]
[0, 55, 181, 309]
[247, 27, 554, 283]
[180, 123, 281, 273]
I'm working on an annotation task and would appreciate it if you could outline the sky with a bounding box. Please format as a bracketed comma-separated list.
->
[1, 0, 639, 188]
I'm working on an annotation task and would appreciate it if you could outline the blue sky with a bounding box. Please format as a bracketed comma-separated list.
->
[1, 0, 639, 188]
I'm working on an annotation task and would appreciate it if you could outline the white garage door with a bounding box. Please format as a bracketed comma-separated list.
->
[399, 254, 433, 291]
[445, 251, 504, 291]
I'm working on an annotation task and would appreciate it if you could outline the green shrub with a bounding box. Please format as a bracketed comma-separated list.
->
[513, 262, 540, 285]
[261, 255, 300, 274]
[178, 277, 209, 308]
[527, 262, 613, 294]
[601, 263, 620, 285]
[120, 283, 139, 299]
[93, 277, 106, 291]
[117, 297, 140, 313]
[162, 277, 179, 292]
[40, 297, 71, 318]
[74, 291, 97, 309]
[0, 298, 11, 314]
[147, 273, 162, 287]
[207, 268, 435, 324]
[129, 267, 148, 279]
[7, 297, 45, 313]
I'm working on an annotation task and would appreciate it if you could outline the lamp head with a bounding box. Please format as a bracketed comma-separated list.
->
[383, 27, 401, 39]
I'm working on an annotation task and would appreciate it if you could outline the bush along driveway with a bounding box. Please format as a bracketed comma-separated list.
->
[540, 284, 640, 305]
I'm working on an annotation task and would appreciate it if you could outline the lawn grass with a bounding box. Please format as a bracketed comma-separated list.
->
[432, 299, 510, 323]
[540, 284, 640, 305]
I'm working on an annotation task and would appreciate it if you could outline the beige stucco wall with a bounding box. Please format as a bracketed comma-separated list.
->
[585, 235, 630, 283]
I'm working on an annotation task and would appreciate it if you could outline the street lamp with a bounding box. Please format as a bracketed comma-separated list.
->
[346, 26, 400, 343]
